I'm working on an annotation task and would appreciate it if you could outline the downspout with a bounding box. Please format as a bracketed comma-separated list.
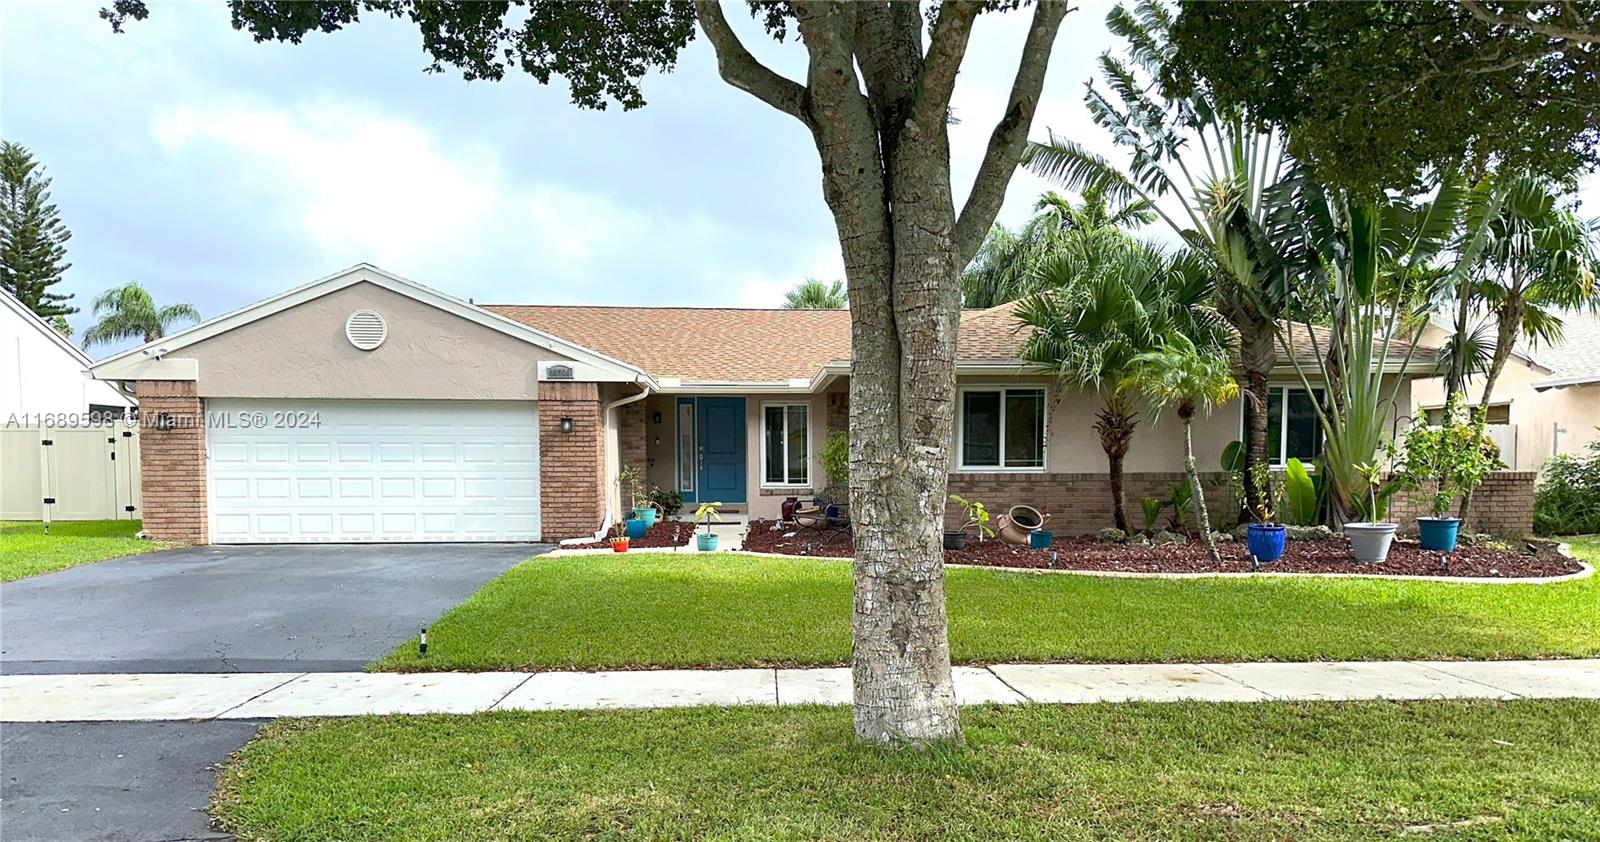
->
[559, 379, 652, 545]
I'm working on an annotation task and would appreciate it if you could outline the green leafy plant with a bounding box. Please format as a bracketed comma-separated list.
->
[1139, 497, 1165, 533]
[618, 466, 647, 511]
[1390, 393, 1504, 518]
[821, 431, 849, 489]
[648, 486, 684, 517]
[694, 502, 722, 537]
[1165, 481, 1194, 532]
[1243, 463, 1279, 525]
[1283, 459, 1318, 526]
[948, 495, 995, 540]
[1534, 436, 1600, 535]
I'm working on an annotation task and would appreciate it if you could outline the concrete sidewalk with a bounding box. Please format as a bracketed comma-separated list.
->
[3, 660, 1596, 722]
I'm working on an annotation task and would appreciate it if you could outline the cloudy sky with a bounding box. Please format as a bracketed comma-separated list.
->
[4, 1, 1595, 359]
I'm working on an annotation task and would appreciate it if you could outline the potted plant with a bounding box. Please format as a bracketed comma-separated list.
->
[1244, 463, 1287, 563]
[694, 501, 722, 552]
[608, 520, 629, 553]
[1344, 462, 1399, 563]
[945, 495, 994, 550]
[1391, 393, 1501, 552]
[648, 486, 684, 519]
[619, 467, 654, 527]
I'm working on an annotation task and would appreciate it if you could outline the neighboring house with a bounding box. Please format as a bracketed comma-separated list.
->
[92, 264, 1489, 546]
[1411, 311, 1600, 472]
[2, 289, 136, 421]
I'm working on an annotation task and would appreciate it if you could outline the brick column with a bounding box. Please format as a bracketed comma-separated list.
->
[539, 381, 606, 540]
[135, 380, 208, 543]
[618, 400, 647, 476]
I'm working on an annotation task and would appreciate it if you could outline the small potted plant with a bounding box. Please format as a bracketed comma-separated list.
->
[1244, 463, 1287, 563]
[1391, 393, 1500, 553]
[619, 467, 654, 527]
[608, 520, 629, 553]
[1344, 461, 1399, 563]
[649, 486, 684, 519]
[694, 501, 722, 552]
[945, 495, 994, 550]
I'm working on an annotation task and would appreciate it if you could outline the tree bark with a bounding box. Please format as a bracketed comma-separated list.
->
[1182, 410, 1220, 562]
[1222, 292, 1277, 521]
[700, 0, 1069, 748]
[1095, 401, 1137, 533]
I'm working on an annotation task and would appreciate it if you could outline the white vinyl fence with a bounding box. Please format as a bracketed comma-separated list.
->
[1, 424, 141, 522]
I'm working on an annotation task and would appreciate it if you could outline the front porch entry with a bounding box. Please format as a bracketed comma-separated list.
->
[675, 397, 747, 505]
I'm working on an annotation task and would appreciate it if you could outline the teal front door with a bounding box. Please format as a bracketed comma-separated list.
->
[695, 397, 746, 503]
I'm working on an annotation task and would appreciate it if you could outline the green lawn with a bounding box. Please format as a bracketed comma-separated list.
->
[374, 544, 1600, 671]
[0, 520, 167, 583]
[214, 700, 1600, 841]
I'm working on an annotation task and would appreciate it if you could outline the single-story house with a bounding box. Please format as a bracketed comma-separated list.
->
[1411, 311, 1600, 472]
[89, 264, 1530, 544]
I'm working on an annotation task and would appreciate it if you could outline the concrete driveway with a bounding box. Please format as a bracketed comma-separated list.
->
[0, 543, 545, 675]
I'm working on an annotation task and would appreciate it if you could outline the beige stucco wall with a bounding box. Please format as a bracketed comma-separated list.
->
[174, 282, 575, 399]
[1410, 324, 1598, 471]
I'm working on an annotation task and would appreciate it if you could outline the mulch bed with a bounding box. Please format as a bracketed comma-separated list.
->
[742, 520, 1584, 579]
[568, 520, 693, 550]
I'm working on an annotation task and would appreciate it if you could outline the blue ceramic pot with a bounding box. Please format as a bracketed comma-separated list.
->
[625, 517, 648, 539]
[634, 507, 657, 528]
[696, 532, 719, 552]
[1029, 529, 1054, 550]
[1417, 517, 1461, 552]
[1246, 523, 1287, 562]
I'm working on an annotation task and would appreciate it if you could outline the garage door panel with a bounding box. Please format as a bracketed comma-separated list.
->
[207, 400, 540, 543]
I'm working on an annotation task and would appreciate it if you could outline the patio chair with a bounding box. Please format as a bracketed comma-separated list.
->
[792, 497, 852, 546]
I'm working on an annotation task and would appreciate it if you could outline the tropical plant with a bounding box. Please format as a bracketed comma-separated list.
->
[694, 501, 722, 537]
[1281, 458, 1318, 527]
[1023, 0, 1294, 522]
[1138, 496, 1165, 533]
[80, 282, 200, 349]
[648, 486, 684, 518]
[1533, 436, 1600, 535]
[617, 466, 646, 511]
[947, 495, 995, 540]
[781, 278, 847, 310]
[821, 431, 849, 491]
[1390, 393, 1503, 519]
[1016, 240, 1228, 532]
[961, 188, 1150, 309]
[1460, 175, 1600, 412]
[1125, 333, 1242, 561]
[0, 141, 75, 319]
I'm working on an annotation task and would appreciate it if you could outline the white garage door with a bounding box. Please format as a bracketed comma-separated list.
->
[206, 399, 540, 543]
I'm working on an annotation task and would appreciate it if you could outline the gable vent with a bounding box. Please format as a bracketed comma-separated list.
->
[345, 309, 388, 350]
[546, 364, 575, 380]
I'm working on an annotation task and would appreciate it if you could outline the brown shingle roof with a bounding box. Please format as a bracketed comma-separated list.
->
[485, 301, 1434, 382]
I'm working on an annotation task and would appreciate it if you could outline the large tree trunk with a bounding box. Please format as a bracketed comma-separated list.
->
[700, 0, 1068, 748]
[1095, 401, 1137, 532]
[1221, 291, 1277, 522]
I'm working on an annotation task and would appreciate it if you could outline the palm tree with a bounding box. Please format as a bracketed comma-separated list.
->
[1022, 0, 1294, 522]
[81, 282, 200, 349]
[781, 278, 847, 310]
[1016, 240, 1229, 531]
[1126, 333, 1241, 561]
[1466, 175, 1599, 411]
[961, 189, 1152, 308]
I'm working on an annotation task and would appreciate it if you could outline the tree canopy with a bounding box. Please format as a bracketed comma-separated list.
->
[1, 140, 75, 319]
[782, 278, 847, 309]
[1163, 1, 1600, 196]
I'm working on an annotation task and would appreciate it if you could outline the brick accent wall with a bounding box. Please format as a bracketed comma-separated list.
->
[826, 391, 848, 437]
[1387, 470, 1536, 536]
[539, 381, 606, 540]
[618, 400, 647, 476]
[135, 380, 207, 543]
[946, 471, 1241, 535]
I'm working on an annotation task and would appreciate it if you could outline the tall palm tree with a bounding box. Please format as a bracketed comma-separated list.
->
[781, 278, 847, 310]
[1467, 175, 1599, 411]
[1126, 333, 1241, 561]
[1032, 185, 1156, 235]
[1022, 0, 1293, 521]
[1017, 241, 1230, 531]
[81, 282, 200, 349]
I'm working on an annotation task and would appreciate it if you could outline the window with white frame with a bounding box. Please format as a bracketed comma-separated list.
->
[1243, 386, 1326, 465]
[762, 403, 810, 485]
[959, 387, 1046, 470]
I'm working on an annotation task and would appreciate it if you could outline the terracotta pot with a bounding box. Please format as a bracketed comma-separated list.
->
[997, 506, 1048, 545]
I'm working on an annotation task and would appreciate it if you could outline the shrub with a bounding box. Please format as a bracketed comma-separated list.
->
[1534, 437, 1600, 535]
[1389, 393, 1502, 518]
[649, 486, 685, 517]
[822, 431, 849, 488]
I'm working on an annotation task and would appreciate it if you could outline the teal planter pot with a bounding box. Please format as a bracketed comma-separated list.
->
[625, 517, 648, 539]
[1417, 517, 1461, 552]
[696, 532, 719, 552]
[1028, 529, 1054, 550]
[633, 507, 657, 528]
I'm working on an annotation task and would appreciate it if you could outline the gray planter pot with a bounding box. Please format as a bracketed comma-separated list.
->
[1344, 522, 1399, 563]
